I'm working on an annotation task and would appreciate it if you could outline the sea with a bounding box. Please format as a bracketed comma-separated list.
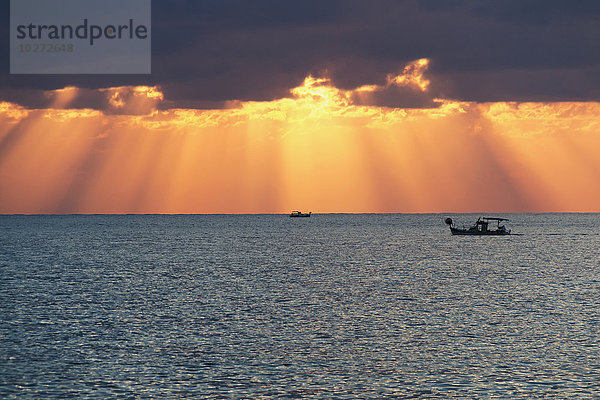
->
[1, 213, 599, 398]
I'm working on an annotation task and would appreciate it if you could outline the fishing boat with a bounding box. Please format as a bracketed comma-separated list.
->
[445, 217, 511, 235]
[290, 211, 311, 218]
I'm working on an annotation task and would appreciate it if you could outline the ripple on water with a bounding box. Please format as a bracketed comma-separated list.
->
[1, 213, 600, 398]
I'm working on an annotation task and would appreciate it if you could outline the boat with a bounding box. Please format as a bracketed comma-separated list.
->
[445, 217, 511, 235]
[290, 211, 311, 217]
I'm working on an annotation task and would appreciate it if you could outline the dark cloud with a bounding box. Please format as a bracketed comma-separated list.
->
[470, 0, 600, 24]
[431, 66, 600, 103]
[0, 86, 162, 115]
[1, 0, 599, 109]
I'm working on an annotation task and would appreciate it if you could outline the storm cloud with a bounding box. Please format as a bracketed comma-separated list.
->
[2, 0, 599, 109]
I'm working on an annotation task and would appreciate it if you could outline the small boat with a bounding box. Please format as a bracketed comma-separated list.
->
[445, 217, 511, 235]
[290, 211, 311, 218]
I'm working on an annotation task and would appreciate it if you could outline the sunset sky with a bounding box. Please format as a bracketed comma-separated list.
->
[1, 0, 600, 213]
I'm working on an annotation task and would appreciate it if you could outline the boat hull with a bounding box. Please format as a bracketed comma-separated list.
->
[450, 227, 510, 236]
[290, 213, 311, 217]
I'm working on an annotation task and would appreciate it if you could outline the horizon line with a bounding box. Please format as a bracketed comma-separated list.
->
[2, 211, 599, 216]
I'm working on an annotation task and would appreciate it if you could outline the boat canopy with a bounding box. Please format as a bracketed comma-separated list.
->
[482, 217, 509, 221]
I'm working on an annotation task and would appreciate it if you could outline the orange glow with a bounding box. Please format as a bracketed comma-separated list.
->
[387, 58, 431, 92]
[1, 64, 600, 213]
[100, 85, 164, 114]
[46, 86, 80, 108]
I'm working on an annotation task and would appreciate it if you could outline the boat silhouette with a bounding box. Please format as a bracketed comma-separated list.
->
[445, 217, 511, 235]
[290, 211, 311, 218]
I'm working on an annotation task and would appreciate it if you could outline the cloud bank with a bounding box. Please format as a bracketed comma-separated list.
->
[1, 0, 599, 108]
[1, 71, 599, 213]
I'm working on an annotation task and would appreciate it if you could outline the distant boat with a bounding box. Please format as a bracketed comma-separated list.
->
[290, 211, 311, 218]
[445, 217, 511, 235]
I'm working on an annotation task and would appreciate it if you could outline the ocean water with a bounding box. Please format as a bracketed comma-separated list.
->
[1, 213, 600, 398]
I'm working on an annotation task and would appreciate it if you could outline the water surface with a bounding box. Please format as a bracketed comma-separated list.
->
[1, 214, 600, 398]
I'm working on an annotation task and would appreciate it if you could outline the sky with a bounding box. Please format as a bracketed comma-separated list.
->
[1, 0, 600, 213]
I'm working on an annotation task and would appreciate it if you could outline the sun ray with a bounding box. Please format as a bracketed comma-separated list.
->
[2, 64, 600, 213]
